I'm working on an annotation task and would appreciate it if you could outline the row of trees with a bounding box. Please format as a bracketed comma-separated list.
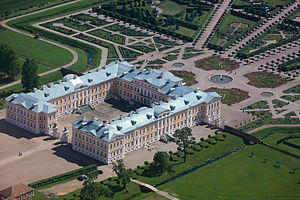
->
[0, 45, 39, 91]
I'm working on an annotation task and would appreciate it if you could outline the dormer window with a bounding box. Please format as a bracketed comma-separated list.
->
[146, 114, 152, 119]
[117, 125, 122, 131]
[106, 72, 111, 77]
[184, 100, 190, 105]
[64, 86, 69, 91]
[88, 78, 93, 83]
[44, 93, 49, 97]
[196, 95, 202, 100]
[170, 105, 175, 110]
[131, 120, 137, 125]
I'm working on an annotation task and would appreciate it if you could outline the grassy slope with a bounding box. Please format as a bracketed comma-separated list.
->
[158, 144, 300, 200]
[137, 133, 244, 186]
[158, 0, 186, 16]
[0, 29, 72, 68]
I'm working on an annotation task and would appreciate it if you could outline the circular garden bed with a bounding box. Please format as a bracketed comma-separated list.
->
[195, 56, 239, 71]
[244, 72, 288, 88]
[204, 87, 250, 106]
[169, 70, 198, 86]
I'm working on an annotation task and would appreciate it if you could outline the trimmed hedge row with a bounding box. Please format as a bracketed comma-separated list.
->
[278, 57, 300, 71]
[28, 164, 97, 188]
[230, 10, 260, 22]
[93, 7, 194, 42]
[237, 34, 300, 59]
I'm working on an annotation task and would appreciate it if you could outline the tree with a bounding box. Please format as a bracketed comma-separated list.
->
[0, 44, 21, 80]
[173, 127, 195, 163]
[21, 58, 39, 91]
[80, 171, 101, 200]
[112, 159, 132, 190]
[153, 151, 173, 173]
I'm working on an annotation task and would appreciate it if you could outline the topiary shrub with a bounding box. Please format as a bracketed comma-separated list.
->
[144, 161, 149, 165]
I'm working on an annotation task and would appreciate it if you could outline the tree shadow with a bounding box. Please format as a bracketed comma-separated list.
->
[51, 143, 105, 167]
[0, 119, 45, 139]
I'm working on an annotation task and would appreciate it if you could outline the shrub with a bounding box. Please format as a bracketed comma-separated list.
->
[169, 151, 173, 155]
[137, 165, 141, 169]
[144, 161, 149, 165]
[98, 170, 103, 174]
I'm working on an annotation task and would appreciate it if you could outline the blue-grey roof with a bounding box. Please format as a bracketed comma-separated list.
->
[5, 93, 57, 114]
[72, 90, 221, 142]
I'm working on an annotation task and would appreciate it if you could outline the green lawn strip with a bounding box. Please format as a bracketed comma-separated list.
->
[281, 95, 300, 102]
[272, 99, 288, 108]
[136, 133, 244, 186]
[148, 59, 166, 65]
[75, 33, 117, 59]
[88, 29, 126, 45]
[40, 21, 77, 35]
[118, 46, 142, 59]
[153, 37, 177, 46]
[134, 192, 169, 200]
[278, 57, 300, 72]
[157, 144, 300, 200]
[0, 0, 73, 19]
[264, 34, 282, 41]
[67, 47, 89, 72]
[0, 29, 72, 68]
[182, 52, 202, 60]
[239, 117, 300, 133]
[242, 100, 269, 110]
[128, 45, 155, 53]
[104, 24, 150, 37]
[251, 127, 300, 138]
[158, 46, 174, 52]
[167, 49, 180, 54]
[263, 133, 300, 156]
[145, 65, 163, 70]
[162, 54, 178, 61]
[284, 111, 297, 118]
[283, 85, 300, 94]
[69, 13, 110, 26]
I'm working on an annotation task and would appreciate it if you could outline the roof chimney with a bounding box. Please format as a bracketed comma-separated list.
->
[48, 82, 54, 88]
[181, 92, 184, 97]
[159, 72, 164, 78]
[74, 75, 78, 79]
[33, 88, 38, 92]
[148, 68, 152, 73]
[119, 114, 124, 120]
[58, 80, 62, 84]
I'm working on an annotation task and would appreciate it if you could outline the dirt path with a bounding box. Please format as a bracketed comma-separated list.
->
[0, 0, 81, 91]
[131, 179, 180, 200]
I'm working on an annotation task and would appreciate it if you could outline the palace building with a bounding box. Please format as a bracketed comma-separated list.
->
[5, 61, 221, 164]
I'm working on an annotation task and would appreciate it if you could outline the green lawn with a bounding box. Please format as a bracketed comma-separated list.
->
[158, 144, 300, 200]
[272, 99, 288, 108]
[281, 95, 300, 102]
[158, 0, 187, 16]
[0, 29, 73, 68]
[136, 133, 244, 186]
[263, 133, 300, 156]
[242, 101, 269, 110]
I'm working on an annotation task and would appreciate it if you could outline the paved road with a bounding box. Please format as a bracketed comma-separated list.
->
[0, 0, 81, 91]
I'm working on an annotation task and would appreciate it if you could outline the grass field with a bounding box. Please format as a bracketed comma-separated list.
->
[137, 133, 244, 186]
[158, 0, 187, 16]
[0, 29, 73, 68]
[158, 144, 300, 200]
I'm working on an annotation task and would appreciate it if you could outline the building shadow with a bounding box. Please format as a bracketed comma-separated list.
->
[0, 119, 45, 139]
[52, 143, 105, 167]
[105, 99, 146, 113]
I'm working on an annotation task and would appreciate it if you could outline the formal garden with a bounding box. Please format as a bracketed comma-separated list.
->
[272, 99, 288, 108]
[92, 0, 214, 41]
[208, 10, 262, 50]
[195, 56, 239, 71]
[280, 95, 300, 102]
[283, 84, 300, 94]
[88, 29, 126, 45]
[242, 100, 269, 110]
[169, 70, 197, 86]
[244, 71, 288, 88]
[204, 87, 250, 106]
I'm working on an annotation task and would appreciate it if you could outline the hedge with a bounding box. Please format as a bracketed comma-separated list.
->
[237, 34, 300, 59]
[28, 164, 97, 188]
[278, 57, 300, 71]
[230, 10, 260, 22]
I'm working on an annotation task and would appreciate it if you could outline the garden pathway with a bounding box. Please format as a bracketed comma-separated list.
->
[222, 0, 299, 58]
[194, 0, 232, 49]
[0, 0, 81, 91]
[131, 179, 180, 200]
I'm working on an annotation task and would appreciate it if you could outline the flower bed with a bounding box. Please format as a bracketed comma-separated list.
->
[244, 71, 288, 88]
[169, 70, 198, 86]
[204, 87, 250, 106]
[195, 56, 239, 71]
